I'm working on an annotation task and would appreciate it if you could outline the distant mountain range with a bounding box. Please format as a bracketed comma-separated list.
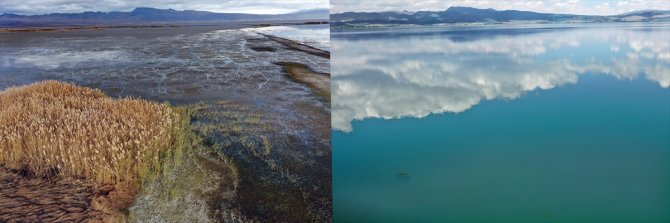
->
[0, 7, 329, 27]
[331, 7, 670, 26]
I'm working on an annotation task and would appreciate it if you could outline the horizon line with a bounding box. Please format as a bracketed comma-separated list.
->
[0, 7, 329, 16]
[329, 6, 669, 17]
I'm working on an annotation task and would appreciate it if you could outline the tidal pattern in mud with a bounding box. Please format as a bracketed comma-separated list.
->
[0, 25, 331, 222]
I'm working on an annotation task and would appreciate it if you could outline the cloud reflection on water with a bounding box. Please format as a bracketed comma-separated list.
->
[2, 50, 127, 69]
[332, 25, 670, 132]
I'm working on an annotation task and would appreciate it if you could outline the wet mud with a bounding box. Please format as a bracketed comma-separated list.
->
[0, 167, 130, 222]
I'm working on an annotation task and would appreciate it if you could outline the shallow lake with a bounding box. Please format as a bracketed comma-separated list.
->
[0, 23, 332, 221]
[332, 23, 670, 222]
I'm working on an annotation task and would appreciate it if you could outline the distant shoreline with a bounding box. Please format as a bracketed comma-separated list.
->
[0, 20, 328, 33]
[0, 24, 178, 32]
[330, 21, 670, 31]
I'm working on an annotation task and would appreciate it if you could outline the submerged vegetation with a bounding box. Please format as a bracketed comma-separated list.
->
[190, 99, 332, 222]
[128, 106, 243, 223]
[191, 100, 277, 163]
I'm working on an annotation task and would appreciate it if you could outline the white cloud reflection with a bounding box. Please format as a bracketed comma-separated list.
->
[1, 50, 127, 69]
[332, 25, 670, 132]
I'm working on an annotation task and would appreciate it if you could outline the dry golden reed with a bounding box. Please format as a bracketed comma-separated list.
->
[0, 80, 181, 185]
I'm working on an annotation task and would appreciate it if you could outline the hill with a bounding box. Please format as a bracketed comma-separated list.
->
[331, 6, 670, 26]
[0, 7, 329, 27]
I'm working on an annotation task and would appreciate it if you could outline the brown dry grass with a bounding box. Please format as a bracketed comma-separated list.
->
[0, 80, 181, 186]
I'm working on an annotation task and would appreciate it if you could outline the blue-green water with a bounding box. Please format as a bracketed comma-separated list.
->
[332, 23, 670, 222]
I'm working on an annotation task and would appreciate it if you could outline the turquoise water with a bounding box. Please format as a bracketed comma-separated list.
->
[332, 23, 670, 222]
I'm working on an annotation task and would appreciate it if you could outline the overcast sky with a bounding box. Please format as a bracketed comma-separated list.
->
[0, 0, 328, 15]
[331, 0, 670, 15]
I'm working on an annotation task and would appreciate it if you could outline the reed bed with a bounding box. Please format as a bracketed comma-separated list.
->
[0, 80, 182, 185]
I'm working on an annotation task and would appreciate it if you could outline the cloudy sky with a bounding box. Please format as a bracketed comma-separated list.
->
[331, 0, 670, 15]
[0, 0, 328, 15]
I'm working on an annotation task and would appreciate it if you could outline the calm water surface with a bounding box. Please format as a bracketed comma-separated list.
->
[332, 23, 670, 222]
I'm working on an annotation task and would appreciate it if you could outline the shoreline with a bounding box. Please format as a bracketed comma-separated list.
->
[0, 20, 328, 33]
[0, 24, 179, 33]
[275, 61, 330, 102]
[330, 21, 670, 32]
[262, 33, 330, 101]
[262, 33, 330, 58]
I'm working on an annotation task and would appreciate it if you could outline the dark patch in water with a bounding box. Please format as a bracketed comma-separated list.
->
[250, 46, 276, 52]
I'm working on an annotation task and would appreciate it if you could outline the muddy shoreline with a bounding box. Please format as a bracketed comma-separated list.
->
[263, 34, 330, 58]
[275, 61, 330, 101]
[264, 33, 330, 101]
[0, 167, 123, 222]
